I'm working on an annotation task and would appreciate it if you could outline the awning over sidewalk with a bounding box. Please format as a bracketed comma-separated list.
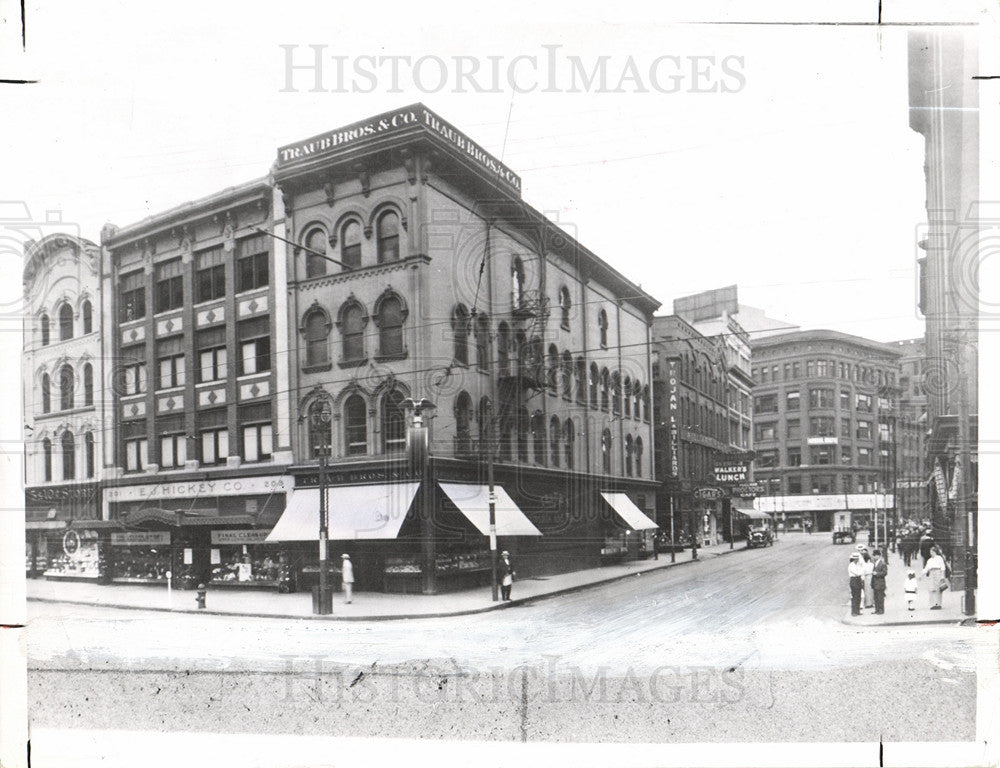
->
[734, 506, 772, 520]
[266, 482, 421, 541]
[438, 483, 542, 536]
[600, 492, 658, 531]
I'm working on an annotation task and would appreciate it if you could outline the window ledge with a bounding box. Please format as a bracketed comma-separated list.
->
[336, 358, 367, 370]
[374, 352, 408, 363]
[303, 362, 333, 373]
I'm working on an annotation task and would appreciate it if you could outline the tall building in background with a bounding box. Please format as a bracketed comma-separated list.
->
[749, 330, 902, 533]
[892, 338, 928, 525]
[22, 234, 105, 579]
[908, 30, 979, 600]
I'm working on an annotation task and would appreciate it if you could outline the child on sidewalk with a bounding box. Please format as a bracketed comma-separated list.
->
[904, 570, 918, 611]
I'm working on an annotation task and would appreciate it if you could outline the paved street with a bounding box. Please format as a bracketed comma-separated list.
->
[26, 534, 988, 744]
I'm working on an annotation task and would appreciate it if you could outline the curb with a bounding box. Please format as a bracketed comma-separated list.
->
[840, 615, 967, 628]
[27, 543, 746, 622]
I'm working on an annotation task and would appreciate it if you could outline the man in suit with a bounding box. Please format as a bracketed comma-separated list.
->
[500, 551, 515, 601]
[341, 553, 354, 603]
[871, 548, 888, 615]
[848, 552, 864, 616]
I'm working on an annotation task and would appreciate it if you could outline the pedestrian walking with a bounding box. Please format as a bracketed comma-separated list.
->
[848, 552, 864, 616]
[871, 548, 888, 615]
[923, 546, 947, 610]
[341, 553, 354, 603]
[902, 529, 918, 567]
[860, 548, 875, 610]
[904, 570, 918, 611]
[500, 550, 515, 601]
[918, 529, 935, 568]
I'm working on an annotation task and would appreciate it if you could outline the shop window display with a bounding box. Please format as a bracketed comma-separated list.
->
[44, 529, 102, 579]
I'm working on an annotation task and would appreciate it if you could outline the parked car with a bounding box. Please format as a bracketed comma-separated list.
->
[832, 527, 856, 544]
[655, 532, 693, 553]
[746, 527, 774, 548]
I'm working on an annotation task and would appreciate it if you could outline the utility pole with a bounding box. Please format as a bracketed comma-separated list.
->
[310, 402, 332, 615]
[481, 221, 500, 602]
[956, 333, 975, 616]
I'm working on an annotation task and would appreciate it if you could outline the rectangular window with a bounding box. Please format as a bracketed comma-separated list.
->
[840, 390, 850, 409]
[841, 446, 852, 464]
[771, 365, 779, 381]
[125, 438, 148, 472]
[856, 393, 872, 412]
[160, 434, 187, 469]
[783, 363, 791, 380]
[879, 421, 891, 442]
[809, 416, 835, 436]
[236, 235, 269, 292]
[812, 446, 833, 465]
[858, 446, 872, 465]
[239, 336, 271, 375]
[756, 450, 778, 468]
[154, 259, 184, 313]
[158, 355, 185, 389]
[816, 360, 832, 377]
[241, 423, 273, 463]
[788, 476, 802, 494]
[787, 447, 801, 466]
[841, 416, 851, 436]
[786, 419, 801, 439]
[786, 390, 800, 410]
[812, 475, 833, 494]
[755, 422, 777, 441]
[196, 247, 226, 303]
[806, 361, 817, 377]
[754, 394, 778, 413]
[792, 362, 800, 378]
[200, 428, 229, 465]
[199, 347, 227, 382]
[809, 388, 834, 408]
[123, 363, 148, 395]
[119, 271, 146, 323]
[857, 420, 872, 440]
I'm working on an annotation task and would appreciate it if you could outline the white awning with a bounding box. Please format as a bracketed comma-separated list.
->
[734, 506, 772, 520]
[265, 482, 420, 541]
[438, 483, 542, 536]
[600, 492, 658, 531]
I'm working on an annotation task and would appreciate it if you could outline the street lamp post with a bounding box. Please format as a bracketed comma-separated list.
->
[310, 403, 333, 616]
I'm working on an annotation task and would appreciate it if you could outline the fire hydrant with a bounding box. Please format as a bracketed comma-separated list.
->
[196, 583, 207, 610]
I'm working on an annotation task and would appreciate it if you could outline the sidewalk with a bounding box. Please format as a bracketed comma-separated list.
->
[27, 539, 744, 621]
[841, 548, 969, 627]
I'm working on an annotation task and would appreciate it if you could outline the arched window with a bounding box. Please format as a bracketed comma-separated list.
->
[83, 363, 93, 406]
[559, 286, 571, 328]
[307, 400, 333, 457]
[341, 220, 362, 269]
[497, 322, 511, 376]
[564, 419, 575, 470]
[633, 382, 642, 419]
[376, 293, 405, 358]
[82, 301, 93, 334]
[454, 392, 473, 453]
[40, 314, 50, 346]
[597, 309, 608, 348]
[381, 388, 407, 453]
[642, 385, 650, 422]
[303, 307, 331, 367]
[42, 438, 52, 481]
[344, 394, 368, 455]
[59, 304, 73, 341]
[475, 314, 489, 370]
[85, 432, 95, 478]
[549, 416, 561, 467]
[41, 373, 51, 413]
[452, 305, 470, 366]
[305, 227, 328, 278]
[531, 411, 546, 466]
[340, 301, 366, 363]
[625, 434, 634, 477]
[477, 397, 491, 450]
[561, 351, 573, 399]
[612, 371, 622, 416]
[511, 257, 525, 308]
[589, 363, 599, 408]
[547, 344, 559, 390]
[623, 377, 632, 418]
[59, 364, 74, 411]
[517, 407, 530, 462]
[601, 429, 612, 474]
[376, 210, 400, 263]
[635, 436, 644, 476]
[575, 357, 586, 403]
[600, 368, 610, 411]
[61, 431, 75, 481]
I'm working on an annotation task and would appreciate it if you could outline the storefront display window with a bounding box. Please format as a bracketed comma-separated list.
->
[45, 529, 101, 579]
[110, 531, 171, 583]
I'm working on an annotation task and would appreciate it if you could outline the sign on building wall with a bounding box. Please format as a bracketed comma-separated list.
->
[105, 475, 293, 503]
[111, 532, 172, 546]
[210, 529, 272, 545]
[667, 357, 680, 478]
[713, 462, 749, 484]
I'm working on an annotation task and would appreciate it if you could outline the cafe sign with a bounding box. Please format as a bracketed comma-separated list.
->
[713, 462, 749, 485]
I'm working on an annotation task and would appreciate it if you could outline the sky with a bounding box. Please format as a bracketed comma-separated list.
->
[0, 1, 989, 344]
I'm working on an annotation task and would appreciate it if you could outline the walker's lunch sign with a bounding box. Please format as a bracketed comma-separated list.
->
[105, 475, 293, 503]
[276, 104, 522, 194]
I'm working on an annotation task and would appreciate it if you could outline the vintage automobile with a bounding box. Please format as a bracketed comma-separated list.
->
[832, 527, 857, 544]
[746, 526, 774, 548]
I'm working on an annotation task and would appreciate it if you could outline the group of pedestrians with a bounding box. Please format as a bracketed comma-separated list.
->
[848, 526, 951, 615]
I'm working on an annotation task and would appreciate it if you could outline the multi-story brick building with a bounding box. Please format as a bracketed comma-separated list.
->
[23, 233, 105, 578]
[892, 338, 928, 525]
[750, 330, 902, 533]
